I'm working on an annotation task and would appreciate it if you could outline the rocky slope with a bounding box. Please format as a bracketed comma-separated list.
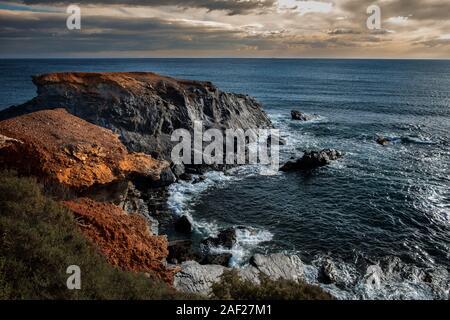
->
[0, 108, 168, 189]
[63, 198, 175, 283]
[0, 72, 273, 164]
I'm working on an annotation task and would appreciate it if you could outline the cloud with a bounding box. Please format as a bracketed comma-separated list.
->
[0, 0, 449, 58]
[327, 28, 360, 35]
[277, 0, 333, 15]
[0, 0, 277, 15]
[386, 16, 409, 24]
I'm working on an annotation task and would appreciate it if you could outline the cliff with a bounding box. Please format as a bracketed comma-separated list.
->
[0, 72, 273, 161]
[0, 108, 168, 189]
[63, 198, 175, 283]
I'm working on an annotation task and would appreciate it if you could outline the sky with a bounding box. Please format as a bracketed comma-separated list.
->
[0, 0, 449, 58]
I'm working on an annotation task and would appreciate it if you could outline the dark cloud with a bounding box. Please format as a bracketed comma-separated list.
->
[1, 0, 276, 15]
[0, 11, 265, 55]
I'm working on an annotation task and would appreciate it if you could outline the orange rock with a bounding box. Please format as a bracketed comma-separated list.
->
[0, 108, 168, 189]
[63, 198, 176, 284]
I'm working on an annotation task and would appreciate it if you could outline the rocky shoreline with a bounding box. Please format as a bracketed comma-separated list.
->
[1, 72, 448, 300]
[0, 71, 327, 297]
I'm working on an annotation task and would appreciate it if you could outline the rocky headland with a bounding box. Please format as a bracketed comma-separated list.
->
[0, 72, 272, 175]
[0, 72, 323, 298]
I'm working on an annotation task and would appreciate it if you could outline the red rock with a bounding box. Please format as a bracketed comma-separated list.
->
[0, 108, 168, 189]
[63, 198, 177, 284]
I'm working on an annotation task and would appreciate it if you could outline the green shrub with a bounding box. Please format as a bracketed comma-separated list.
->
[0, 170, 197, 300]
[211, 270, 334, 300]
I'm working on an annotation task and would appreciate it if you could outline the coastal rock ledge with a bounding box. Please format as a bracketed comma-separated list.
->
[174, 253, 305, 294]
[0, 72, 273, 164]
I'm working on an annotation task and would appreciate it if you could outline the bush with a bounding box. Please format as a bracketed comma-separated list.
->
[0, 170, 196, 300]
[211, 270, 334, 300]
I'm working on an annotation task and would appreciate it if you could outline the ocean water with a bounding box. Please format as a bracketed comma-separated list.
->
[1, 59, 449, 299]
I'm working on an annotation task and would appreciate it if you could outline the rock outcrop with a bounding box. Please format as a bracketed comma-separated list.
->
[0, 109, 168, 189]
[280, 149, 343, 172]
[63, 198, 175, 283]
[0, 72, 273, 164]
[291, 110, 318, 121]
[174, 253, 306, 294]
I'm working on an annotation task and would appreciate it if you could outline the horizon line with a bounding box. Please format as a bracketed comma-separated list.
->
[1, 57, 450, 61]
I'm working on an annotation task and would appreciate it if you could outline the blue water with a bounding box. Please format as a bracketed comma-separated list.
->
[1, 59, 449, 299]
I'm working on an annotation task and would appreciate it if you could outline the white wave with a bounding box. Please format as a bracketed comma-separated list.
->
[209, 227, 274, 267]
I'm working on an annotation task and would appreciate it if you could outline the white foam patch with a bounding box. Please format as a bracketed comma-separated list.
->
[209, 227, 274, 267]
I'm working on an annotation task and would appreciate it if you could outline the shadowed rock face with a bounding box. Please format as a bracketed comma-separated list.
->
[0, 72, 273, 162]
[0, 108, 168, 189]
[280, 149, 343, 172]
[63, 198, 176, 283]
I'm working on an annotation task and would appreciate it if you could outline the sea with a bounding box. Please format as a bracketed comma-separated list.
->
[0, 58, 449, 300]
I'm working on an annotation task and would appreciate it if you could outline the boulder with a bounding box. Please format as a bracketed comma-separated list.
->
[201, 253, 232, 267]
[318, 259, 339, 284]
[0, 109, 168, 190]
[174, 261, 226, 294]
[167, 240, 202, 265]
[174, 215, 193, 234]
[291, 110, 317, 121]
[201, 227, 237, 249]
[280, 149, 343, 172]
[250, 253, 305, 282]
[376, 136, 391, 146]
[174, 253, 307, 294]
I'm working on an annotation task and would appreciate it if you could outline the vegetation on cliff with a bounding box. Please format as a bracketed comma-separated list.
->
[0, 170, 194, 300]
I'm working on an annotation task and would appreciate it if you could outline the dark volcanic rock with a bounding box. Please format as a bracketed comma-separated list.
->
[174, 215, 193, 234]
[280, 149, 343, 172]
[318, 259, 338, 284]
[201, 228, 237, 249]
[291, 110, 317, 121]
[168, 240, 202, 265]
[201, 253, 232, 267]
[0, 72, 273, 165]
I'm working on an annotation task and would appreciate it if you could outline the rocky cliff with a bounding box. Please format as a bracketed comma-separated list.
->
[63, 198, 175, 283]
[0, 108, 168, 189]
[0, 72, 273, 163]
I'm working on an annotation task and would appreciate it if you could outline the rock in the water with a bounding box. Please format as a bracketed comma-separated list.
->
[0, 109, 168, 189]
[291, 110, 317, 121]
[174, 261, 226, 294]
[168, 240, 202, 265]
[201, 253, 232, 267]
[174, 215, 193, 234]
[376, 136, 391, 146]
[201, 228, 237, 249]
[178, 173, 193, 181]
[280, 149, 343, 172]
[318, 259, 339, 284]
[0, 72, 273, 164]
[250, 253, 305, 282]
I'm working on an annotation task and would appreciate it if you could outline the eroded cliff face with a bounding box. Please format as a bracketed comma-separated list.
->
[0, 108, 168, 189]
[63, 198, 176, 283]
[0, 72, 273, 160]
